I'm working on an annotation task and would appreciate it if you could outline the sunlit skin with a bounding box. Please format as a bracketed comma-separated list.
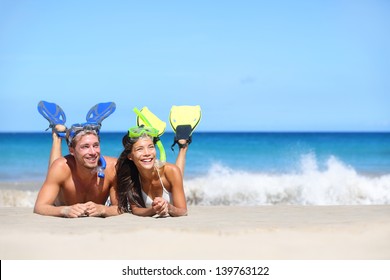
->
[70, 134, 100, 170]
[130, 138, 169, 215]
[127, 137, 187, 217]
[129, 138, 157, 171]
[34, 132, 119, 218]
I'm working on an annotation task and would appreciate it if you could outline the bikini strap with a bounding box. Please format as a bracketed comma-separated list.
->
[155, 167, 165, 189]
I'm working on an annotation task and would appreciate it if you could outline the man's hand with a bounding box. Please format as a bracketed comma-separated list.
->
[84, 201, 105, 217]
[60, 203, 88, 218]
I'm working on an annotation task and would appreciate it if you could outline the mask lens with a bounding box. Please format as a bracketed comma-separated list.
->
[68, 122, 100, 145]
[128, 126, 158, 138]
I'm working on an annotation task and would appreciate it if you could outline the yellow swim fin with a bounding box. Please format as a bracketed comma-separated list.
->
[136, 107, 166, 137]
[169, 105, 202, 150]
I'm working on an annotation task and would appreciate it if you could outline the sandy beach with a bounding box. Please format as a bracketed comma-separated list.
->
[1, 204, 390, 260]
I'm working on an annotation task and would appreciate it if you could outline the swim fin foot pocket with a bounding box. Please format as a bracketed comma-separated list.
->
[37, 100, 67, 137]
[171, 125, 192, 150]
[169, 105, 202, 151]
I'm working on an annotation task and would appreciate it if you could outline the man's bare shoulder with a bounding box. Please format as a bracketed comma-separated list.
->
[45, 156, 73, 183]
[50, 156, 74, 172]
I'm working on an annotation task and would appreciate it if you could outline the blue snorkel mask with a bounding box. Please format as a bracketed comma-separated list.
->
[67, 122, 101, 146]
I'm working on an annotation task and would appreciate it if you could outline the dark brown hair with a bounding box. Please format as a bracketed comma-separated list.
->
[115, 134, 148, 213]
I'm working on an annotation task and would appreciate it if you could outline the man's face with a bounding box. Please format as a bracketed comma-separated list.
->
[71, 133, 101, 170]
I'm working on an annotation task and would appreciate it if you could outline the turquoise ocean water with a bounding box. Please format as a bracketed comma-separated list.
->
[1, 132, 390, 206]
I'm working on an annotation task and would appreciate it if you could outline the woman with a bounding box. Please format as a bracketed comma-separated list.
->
[116, 126, 188, 217]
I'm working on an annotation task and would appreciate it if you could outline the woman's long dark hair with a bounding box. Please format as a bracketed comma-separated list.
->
[116, 134, 146, 213]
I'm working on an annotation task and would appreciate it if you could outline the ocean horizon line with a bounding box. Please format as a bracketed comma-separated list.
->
[1, 130, 390, 134]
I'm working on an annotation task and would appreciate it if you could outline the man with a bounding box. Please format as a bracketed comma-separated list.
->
[34, 124, 119, 218]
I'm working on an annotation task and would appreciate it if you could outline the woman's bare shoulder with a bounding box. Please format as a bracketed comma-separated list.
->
[161, 162, 181, 177]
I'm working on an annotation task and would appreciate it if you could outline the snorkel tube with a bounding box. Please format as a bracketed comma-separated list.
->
[133, 107, 167, 163]
[97, 155, 106, 178]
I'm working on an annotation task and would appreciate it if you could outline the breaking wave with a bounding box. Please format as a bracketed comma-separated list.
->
[2, 154, 390, 207]
[184, 154, 390, 206]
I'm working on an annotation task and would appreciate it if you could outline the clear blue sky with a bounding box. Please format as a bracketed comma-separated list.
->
[0, 0, 389, 132]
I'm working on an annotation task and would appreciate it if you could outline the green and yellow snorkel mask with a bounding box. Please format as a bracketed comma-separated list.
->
[128, 125, 159, 139]
[132, 107, 167, 163]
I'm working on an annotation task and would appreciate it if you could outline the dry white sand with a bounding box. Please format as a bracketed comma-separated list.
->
[1, 205, 389, 260]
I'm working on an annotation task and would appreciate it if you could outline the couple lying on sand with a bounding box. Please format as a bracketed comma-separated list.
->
[34, 101, 201, 218]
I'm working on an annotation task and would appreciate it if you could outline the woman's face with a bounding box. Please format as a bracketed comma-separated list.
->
[129, 137, 156, 170]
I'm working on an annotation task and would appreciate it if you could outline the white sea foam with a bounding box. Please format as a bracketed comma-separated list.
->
[0, 189, 38, 207]
[184, 154, 390, 206]
[1, 154, 390, 207]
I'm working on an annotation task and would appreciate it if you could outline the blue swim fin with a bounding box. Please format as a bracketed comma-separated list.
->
[86, 102, 116, 125]
[37, 101, 67, 137]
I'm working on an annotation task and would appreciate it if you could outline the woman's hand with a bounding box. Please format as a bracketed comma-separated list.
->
[152, 197, 169, 217]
